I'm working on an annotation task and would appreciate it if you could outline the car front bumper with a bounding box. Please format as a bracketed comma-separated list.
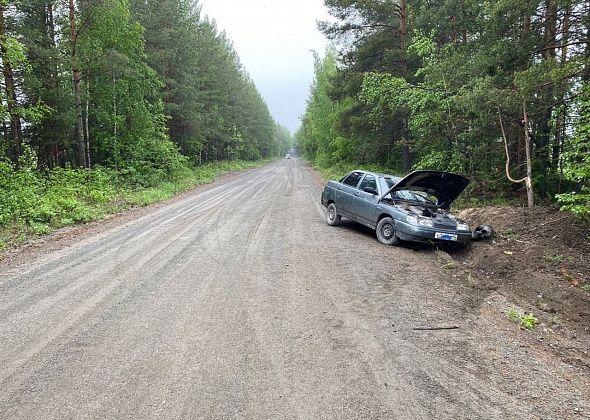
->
[395, 220, 472, 243]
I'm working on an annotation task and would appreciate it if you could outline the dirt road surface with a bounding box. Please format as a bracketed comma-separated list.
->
[1, 159, 588, 419]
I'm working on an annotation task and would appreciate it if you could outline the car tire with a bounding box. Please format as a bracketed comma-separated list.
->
[376, 217, 400, 245]
[326, 203, 341, 226]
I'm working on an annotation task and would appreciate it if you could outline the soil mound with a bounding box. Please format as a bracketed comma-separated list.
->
[453, 206, 590, 366]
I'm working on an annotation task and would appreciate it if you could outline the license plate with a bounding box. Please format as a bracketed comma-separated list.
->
[435, 232, 458, 241]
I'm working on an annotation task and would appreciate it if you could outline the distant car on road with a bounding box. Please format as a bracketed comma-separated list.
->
[321, 170, 472, 245]
[286, 153, 292, 159]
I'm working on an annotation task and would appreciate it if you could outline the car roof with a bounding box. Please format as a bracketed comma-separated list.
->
[348, 170, 401, 183]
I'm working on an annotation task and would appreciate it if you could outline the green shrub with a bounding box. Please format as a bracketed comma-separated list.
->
[30, 222, 51, 235]
[0, 158, 272, 245]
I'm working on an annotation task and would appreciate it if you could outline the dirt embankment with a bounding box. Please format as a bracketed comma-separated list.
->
[451, 206, 590, 368]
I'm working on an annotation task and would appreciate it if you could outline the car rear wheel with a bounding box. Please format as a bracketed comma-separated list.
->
[376, 217, 400, 245]
[326, 203, 341, 226]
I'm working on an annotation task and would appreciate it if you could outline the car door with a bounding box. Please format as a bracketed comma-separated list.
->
[338, 171, 364, 217]
[351, 173, 380, 227]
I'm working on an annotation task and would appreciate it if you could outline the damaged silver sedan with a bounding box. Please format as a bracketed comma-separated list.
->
[321, 170, 474, 245]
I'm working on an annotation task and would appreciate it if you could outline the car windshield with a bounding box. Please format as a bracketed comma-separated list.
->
[382, 177, 437, 205]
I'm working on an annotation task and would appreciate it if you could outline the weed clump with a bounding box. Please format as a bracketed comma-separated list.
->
[543, 254, 564, 264]
[506, 307, 539, 331]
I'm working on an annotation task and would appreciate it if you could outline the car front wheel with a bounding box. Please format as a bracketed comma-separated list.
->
[376, 217, 400, 245]
[326, 203, 341, 226]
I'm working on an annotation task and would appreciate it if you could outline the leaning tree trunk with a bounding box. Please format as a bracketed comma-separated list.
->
[69, 0, 87, 168]
[498, 104, 534, 208]
[0, 5, 23, 167]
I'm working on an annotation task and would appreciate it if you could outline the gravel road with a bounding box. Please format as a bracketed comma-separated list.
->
[1, 159, 588, 419]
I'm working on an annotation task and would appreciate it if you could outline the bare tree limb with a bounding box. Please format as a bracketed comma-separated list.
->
[498, 106, 527, 184]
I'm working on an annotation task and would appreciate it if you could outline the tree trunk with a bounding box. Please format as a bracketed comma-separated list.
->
[561, 4, 570, 64]
[521, 0, 532, 132]
[47, 1, 59, 168]
[523, 101, 535, 208]
[0, 5, 23, 167]
[397, 0, 410, 172]
[523, 0, 531, 34]
[399, 0, 407, 74]
[401, 143, 411, 173]
[164, 64, 172, 134]
[85, 81, 91, 167]
[583, 2, 590, 82]
[460, 0, 467, 43]
[48, 3, 57, 81]
[553, 4, 571, 170]
[69, 0, 87, 168]
[535, 0, 557, 197]
[2, 121, 8, 149]
[113, 76, 117, 138]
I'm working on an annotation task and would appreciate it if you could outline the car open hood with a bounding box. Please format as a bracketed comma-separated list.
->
[380, 170, 470, 208]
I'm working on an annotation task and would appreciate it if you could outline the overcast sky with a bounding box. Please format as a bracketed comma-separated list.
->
[198, 0, 330, 133]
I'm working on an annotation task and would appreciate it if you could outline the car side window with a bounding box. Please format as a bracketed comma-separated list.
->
[342, 172, 364, 187]
[359, 174, 377, 192]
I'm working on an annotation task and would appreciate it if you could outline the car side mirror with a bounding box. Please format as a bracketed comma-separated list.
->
[363, 187, 378, 195]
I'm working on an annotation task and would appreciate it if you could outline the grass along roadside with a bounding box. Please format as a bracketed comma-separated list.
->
[0, 159, 273, 251]
[123, 160, 272, 206]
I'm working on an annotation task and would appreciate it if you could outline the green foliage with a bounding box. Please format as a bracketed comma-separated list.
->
[297, 49, 345, 166]
[0, 158, 272, 245]
[557, 84, 590, 218]
[274, 124, 294, 156]
[131, 2, 279, 163]
[312, 159, 398, 183]
[0, 161, 117, 228]
[0, 0, 288, 249]
[5, 0, 282, 179]
[520, 313, 540, 331]
[506, 307, 539, 331]
[303, 0, 589, 208]
[502, 229, 516, 240]
[543, 254, 563, 264]
[442, 261, 457, 270]
[0, 18, 49, 162]
[29, 222, 50, 235]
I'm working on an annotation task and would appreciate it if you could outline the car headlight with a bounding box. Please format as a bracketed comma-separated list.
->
[406, 215, 434, 227]
[457, 222, 470, 231]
